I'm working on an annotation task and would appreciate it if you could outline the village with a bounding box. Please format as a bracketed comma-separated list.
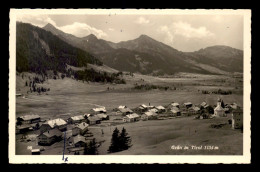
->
[15, 96, 243, 155]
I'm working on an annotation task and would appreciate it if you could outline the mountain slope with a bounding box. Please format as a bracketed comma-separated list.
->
[42, 23, 243, 75]
[16, 22, 102, 74]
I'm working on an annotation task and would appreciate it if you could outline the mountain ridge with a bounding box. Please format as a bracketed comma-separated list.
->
[41, 23, 243, 75]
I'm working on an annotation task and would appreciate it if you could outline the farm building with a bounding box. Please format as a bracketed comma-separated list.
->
[232, 108, 243, 129]
[39, 118, 67, 133]
[92, 107, 106, 114]
[118, 108, 133, 115]
[17, 114, 41, 124]
[87, 116, 101, 125]
[184, 102, 193, 108]
[68, 115, 86, 124]
[73, 135, 88, 147]
[144, 111, 158, 120]
[125, 113, 140, 122]
[170, 107, 181, 116]
[37, 128, 62, 145]
[156, 105, 166, 113]
[72, 122, 89, 136]
[97, 114, 109, 120]
[16, 124, 32, 134]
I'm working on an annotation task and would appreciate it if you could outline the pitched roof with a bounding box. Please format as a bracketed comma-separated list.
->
[74, 122, 89, 130]
[44, 118, 67, 128]
[119, 108, 133, 113]
[42, 128, 62, 138]
[171, 107, 180, 113]
[141, 104, 148, 108]
[88, 116, 101, 121]
[92, 107, 106, 112]
[145, 111, 157, 116]
[73, 135, 87, 144]
[118, 105, 127, 109]
[126, 113, 140, 119]
[18, 114, 40, 121]
[201, 102, 207, 107]
[150, 108, 158, 113]
[97, 114, 108, 119]
[193, 107, 200, 111]
[156, 105, 165, 110]
[171, 103, 180, 107]
[184, 102, 192, 106]
[70, 115, 85, 121]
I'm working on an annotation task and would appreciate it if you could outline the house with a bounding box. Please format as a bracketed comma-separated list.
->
[156, 105, 166, 113]
[232, 108, 243, 129]
[37, 128, 62, 145]
[125, 113, 140, 122]
[17, 114, 41, 124]
[87, 116, 101, 125]
[144, 111, 158, 120]
[97, 114, 109, 120]
[187, 107, 196, 116]
[184, 102, 193, 108]
[141, 114, 149, 121]
[39, 118, 67, 133]
[213, 100, 225, 117]
[92, 107, 106, 115]
[68, 115, 86, 124]
[73, 135, 88, 147]
[72, 122, 89, 136]
[170, 107, 181, 116]
[118, 108, 133, 116]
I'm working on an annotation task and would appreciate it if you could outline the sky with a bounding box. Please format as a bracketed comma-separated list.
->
[16, 14, 243, 52]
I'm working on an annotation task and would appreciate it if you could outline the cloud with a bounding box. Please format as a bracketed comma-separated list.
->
[135, 17, 150, 24]
[172, 21, 215, 39]
[16, 14, 107, 38]
[59, 22, 107, 38]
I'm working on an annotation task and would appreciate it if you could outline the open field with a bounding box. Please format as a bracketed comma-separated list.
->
[15, 72, 243, 155]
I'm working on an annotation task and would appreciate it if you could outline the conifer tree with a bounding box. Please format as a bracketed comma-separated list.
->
[119, 127, 132, 151]
[108, 127, 120, 153]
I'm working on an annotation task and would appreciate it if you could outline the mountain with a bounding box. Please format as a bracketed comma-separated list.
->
[42, 23, 243, 75]
[16, 22, 102, 74]
[43, 24, 113, 54]
[185, 46, 243, 73]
